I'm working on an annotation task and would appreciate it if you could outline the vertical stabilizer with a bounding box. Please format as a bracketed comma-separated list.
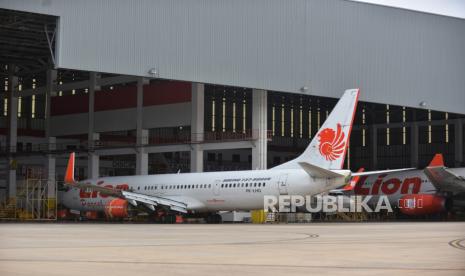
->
[272, 89, 359, 170]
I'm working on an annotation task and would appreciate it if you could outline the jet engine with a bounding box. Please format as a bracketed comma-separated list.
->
[104, 198, 129, 218]
[398, 194, 446, 216]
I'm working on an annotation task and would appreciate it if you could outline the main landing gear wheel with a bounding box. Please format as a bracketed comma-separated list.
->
[206, 214, 222, 224]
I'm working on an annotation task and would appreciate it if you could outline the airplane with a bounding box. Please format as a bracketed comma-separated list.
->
[331, 154, 465, 216]
[60, 88, 409, 222]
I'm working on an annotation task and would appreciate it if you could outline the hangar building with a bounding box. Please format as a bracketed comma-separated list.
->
[0, 0, 464, 216]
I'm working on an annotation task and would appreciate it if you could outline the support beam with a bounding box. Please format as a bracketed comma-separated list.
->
[46, 137, 56, 200]
[87, 73, 100, 179]
[88, 133, 100, 179]
[45, 69, 57, 138]
[252, 89, 267, 170]
[455, 119, 463, 167]
[190, 83, 204, 172]
[136, 129, 149, 175]
[6, 65, 18, 200]
[136, 77, 149, 175]
[44, 69, 57, 205]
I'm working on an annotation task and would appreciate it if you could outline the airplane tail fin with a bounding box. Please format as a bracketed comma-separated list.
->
[64, 152, 76, 184]
[272, 89, 359, 170]
[428, 153, 444, 167]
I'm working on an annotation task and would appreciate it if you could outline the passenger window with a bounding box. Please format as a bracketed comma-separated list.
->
[208, 184, 211, 188]
[254, 183, 257, 187]
[246, 183, 248, 187]
[258, 183, 261, 187]
[263, 183, 266, 187]
[233, 184, 236, 188]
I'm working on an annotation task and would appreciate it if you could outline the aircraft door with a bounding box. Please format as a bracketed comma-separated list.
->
[213, 180, 221, 196]
[278, 174, 289, 195]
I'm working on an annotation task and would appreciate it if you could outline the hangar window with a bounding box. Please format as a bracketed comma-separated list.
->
[222, 96, 226, 132]
[362, 108, 366, 147]
[299, 104, 303, 138]
[445, 112, 449, 143]
[402, 107, 407, 145]
[211, 98, 216, 131]
[308, 107, 312, 138]
[242, 99, 247, 134]
[272, 105, 276, 136]
[281, 102, 285, 136]
[290, 106, 294, 138]
[317, 106, 321, 129]
[386, 105, 390, 146]
[428, 109, 432, 143]
[233, 101, 236, 132]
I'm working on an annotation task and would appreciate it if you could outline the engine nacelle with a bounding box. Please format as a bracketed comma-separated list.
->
[398, 194, 446, 216]
[104, 198, 129, 218]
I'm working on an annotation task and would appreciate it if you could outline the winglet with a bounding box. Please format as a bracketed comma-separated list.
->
[428, 153, 444, 167]
[343, 168, 365, 191]
[65, 152, 76, 184]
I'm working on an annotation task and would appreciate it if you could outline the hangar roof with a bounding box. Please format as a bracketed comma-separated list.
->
[0, 0, 464, 114]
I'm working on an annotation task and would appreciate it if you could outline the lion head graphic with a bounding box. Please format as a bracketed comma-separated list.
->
[318, 123, 346, 161]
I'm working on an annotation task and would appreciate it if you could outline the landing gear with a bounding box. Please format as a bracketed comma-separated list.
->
[205, 213, 222, 224]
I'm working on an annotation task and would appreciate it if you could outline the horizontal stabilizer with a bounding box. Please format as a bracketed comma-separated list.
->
[352, 168, 415, 177]
[298, 162, 345, 178]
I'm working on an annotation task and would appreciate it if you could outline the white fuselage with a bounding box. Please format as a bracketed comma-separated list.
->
[61, 168, 345, 213]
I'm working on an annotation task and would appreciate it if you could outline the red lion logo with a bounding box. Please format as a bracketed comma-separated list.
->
[318, 123, 346, 161]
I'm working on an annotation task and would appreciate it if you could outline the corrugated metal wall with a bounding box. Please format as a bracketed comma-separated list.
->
[1, 0, 464, 113]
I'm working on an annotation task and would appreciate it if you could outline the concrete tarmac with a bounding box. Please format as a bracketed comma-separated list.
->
[0, 222, 464, 276]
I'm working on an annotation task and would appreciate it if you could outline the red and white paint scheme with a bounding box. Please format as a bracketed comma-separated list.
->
[61, 89, 384, 219]
[333, 154, 465, 216]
